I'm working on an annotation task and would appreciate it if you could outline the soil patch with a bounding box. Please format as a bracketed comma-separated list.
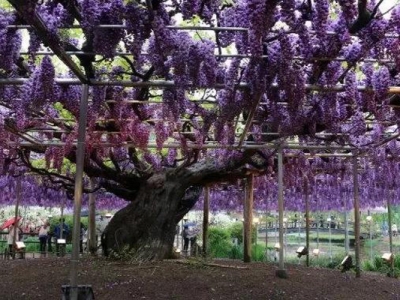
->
[0, 257, 399, 299]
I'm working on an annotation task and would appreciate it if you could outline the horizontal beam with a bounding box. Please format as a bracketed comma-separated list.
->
[1, 78, 400, 94]
[7, 0, 88, 83]
[17, 51, 395, 65]
[9, 140, 357, 151]
[5, 24, 400, 38]
[20, 128, 397, 139]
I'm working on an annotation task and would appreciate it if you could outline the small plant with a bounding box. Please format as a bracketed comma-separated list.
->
[229, 244, 243, 260]
[251, 244, 266, 262]
[108, 245, 139, 261]
[184, 256, 211, 269]
[362, 254, 400, 278]
[208, 227, 232, 258]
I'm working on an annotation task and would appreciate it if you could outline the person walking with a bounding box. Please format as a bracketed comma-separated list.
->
[80, 222, 86, 253]
[189, 226, 199, 256]
[7, 222, 21, 259]
[54, 218, 69, 256]
[181, 225, 190, 255]
[38, 222, 50, 256]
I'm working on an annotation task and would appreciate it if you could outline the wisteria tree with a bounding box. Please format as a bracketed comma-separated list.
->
[1, 0, 400, 259]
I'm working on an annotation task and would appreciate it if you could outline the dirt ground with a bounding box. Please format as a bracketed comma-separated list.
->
[0, 256, 399, 300]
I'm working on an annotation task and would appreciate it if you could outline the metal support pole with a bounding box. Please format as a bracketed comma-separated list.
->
[328, 217, 332, 263]
[305, 180, 310, 267]
[341, 184, 350, 254]
[60, 197, 65, 240]
[298, 221, 301, 246]
[255, 221, 258, 259]
[88, 178, 97, 255]
[344, 193, 349, 254]
[276, 148, 287, 278]
[284, 220, 288, 259]
[265, 193, 269, 260]
[388, 192, 394, 277]
[69, 84, 89, 300]
[275, 217, 278, 247]
[202, 186, 210, 257]
[243, 175, 253, 263]
[57, 196, 66, 257]
[353, 156, 361, 278]
[12, 176, 21, 259]
[265, 209, 268, 252]
[369, 220, 373, 262]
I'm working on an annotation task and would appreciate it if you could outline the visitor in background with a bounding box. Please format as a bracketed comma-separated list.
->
[80, 222, 86, 253]
[38, 222, 50, 255]
[47, 226, 53, 253]
[54, 218, 69, 256]
[382, 221, 389, 236]
[188, 226, 199, 256]
[96, 215, 107, 247]
[392, 224, 398, 237]
[181, 225, 189, 254]
[7, 222, 21, 259]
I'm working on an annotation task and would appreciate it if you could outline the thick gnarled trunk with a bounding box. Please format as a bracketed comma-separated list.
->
[102, 172, 200, 260]
[100, 152, 255, 260]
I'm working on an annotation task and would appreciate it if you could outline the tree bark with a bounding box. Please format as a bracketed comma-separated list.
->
[102, 172, 202, 260]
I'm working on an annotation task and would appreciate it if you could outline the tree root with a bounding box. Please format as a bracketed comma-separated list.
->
[170, 260, 249, 269]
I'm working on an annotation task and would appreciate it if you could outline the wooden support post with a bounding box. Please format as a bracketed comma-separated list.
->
[88, 179, 97, 255]
[243, 175, 253, 263]
[276, 148, 287, 278]
[202, 186, 210, 257]
[353, 156, 361, 278]
[69, 84, 89, 300]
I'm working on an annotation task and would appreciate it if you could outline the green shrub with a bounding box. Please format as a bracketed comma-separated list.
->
[228, 222, 257, 244]
[229, 223, 243, 244]
[208, 227, 232, 258]
[23, 237, 40, 252]
[207, 225, 266, 261]
[361, 254, 400, 278]
[363, 260, 375, 271]
[228, 244, 243, 260]
[307, 251, 347, 269]
[251, 244, 265, 262]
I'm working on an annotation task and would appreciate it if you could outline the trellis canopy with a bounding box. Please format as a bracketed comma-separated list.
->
[0, 0, 400, 209]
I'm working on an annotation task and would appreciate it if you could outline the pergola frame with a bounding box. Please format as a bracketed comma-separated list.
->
[2, 1, 400, 294]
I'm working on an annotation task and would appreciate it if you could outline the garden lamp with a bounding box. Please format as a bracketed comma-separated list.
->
[274, 242, 280, 251]
[340, 255, 353, 273]
[382, 253, 394, 265]
[15, 241, 26, 250]
[296, 246, 308, 258]
[273, 242, 280, 262]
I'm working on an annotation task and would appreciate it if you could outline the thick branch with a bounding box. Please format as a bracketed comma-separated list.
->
[100, 180, 138, 200]
[180, 149, 259, 186]
[64, 149, 142, 192]
[349, 0, 384, 34]
[18, 149, 75, 191]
